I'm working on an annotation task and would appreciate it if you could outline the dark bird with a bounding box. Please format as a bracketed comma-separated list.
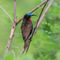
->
[21, 13, 36, 54]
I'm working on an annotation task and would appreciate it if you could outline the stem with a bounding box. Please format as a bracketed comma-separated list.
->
[16, 0, 47, 24]
[0, 6, 14, 23]
[31, 0, 54, 39]
[30, 0, 48, 40]
[5, 24, 16, 53]
[5, 0, 17, 53]
[14, 0, 16, 23]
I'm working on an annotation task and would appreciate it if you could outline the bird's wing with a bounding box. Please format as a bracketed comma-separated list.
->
[21, 21, 33, 41]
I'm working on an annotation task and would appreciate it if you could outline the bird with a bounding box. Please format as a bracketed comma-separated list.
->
[21, 13, 36, 54]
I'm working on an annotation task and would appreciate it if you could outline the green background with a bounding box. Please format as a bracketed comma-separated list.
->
[0, 0, 60, 60]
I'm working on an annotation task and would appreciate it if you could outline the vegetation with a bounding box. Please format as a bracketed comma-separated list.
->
[0, 0, 60, 60]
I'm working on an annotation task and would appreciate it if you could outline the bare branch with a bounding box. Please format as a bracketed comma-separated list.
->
[36, 1, 48, 26]
[5, 0, 53, 54]
[16, 0, 47, 24]
[29, 0, 47, 13]
[5, 24, 16, 53]
[14, 0, 16, 22]
[19, 0, 49, 56]
[30, 0, 54, 39]
[37, 0, 53, 29]
[30, 0, 48, 40]
[20, 48, 25, 56]
[5, 0, 17, 53]
[0, 5, 14, 23]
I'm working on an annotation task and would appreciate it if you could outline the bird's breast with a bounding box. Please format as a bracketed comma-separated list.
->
[21, 20, 33, 40]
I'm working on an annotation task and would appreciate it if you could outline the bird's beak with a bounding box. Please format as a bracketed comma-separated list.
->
[31, 14, 37, 16]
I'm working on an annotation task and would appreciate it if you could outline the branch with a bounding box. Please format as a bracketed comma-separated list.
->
[29, 0, 47, 13]
[19, 0, 49, 56]
[5, 24, 16, 53]
[5, 0, 53, 55]
[5, 0, 17, 54]
[30, 0, 48, 40]
[14, 0, 16, 22]
[16, 0, 47, 24]
[5, 0, 46, 54]
[37, 0, 53, 29]
[0, 5, 14, 23]
[36, 0, 48, 27]
[30, 0, 54, 39]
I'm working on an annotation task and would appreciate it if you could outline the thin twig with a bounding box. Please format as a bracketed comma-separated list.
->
[37, 0, 53, 29]
[30, 0, 48, 40]
[29, 0, 47, 13]
[5, 24, 16, 53]
[5, 0, 17, 53]
[36, 1, 48, 26]
[30, 0, 54, 39]
[20, 48, 25, 56]
[0, 6, 14, 23]
[20, 0, 49, 56]
[5, 0, 46, 53]
[5, 0, 54, 54]
[16, 0, 47, 24]
[14, 0, 16, 22]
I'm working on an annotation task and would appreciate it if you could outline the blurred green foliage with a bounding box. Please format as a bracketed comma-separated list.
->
[0, 0, 60, 60]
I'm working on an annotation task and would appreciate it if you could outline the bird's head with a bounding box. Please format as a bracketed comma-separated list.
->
[24, 13, 36, 21]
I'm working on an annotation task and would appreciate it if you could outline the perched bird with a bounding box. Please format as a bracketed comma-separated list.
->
[21, 13, 36, 54]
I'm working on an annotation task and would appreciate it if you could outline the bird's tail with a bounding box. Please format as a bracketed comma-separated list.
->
[20, 39, 30, 56]
[24, 39, 30, 53]
[26, 45, 29, 53]
[25, 38, 32, 53]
